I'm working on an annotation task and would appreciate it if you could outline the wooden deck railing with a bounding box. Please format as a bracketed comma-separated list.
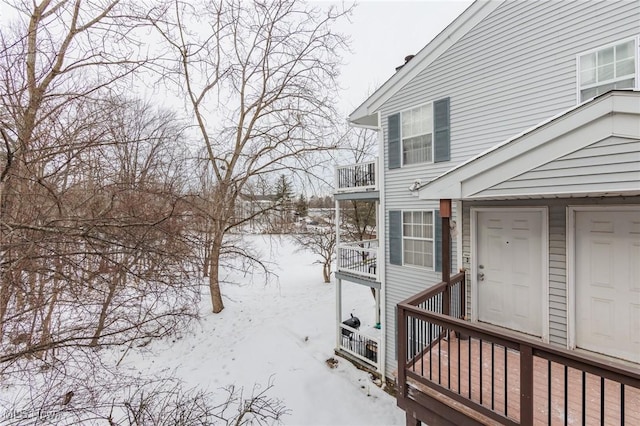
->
[397, 273, 640, 425]
[335, 160, 377, 193]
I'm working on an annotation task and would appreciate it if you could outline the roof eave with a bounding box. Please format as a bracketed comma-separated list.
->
[417, 90, 640, 201]
[349, 112, 379, 128]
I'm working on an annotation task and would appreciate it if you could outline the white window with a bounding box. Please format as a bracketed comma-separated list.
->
[402, 211, 434, 268]
[401, 103, 432, 165]
[578, 38, 638, 102]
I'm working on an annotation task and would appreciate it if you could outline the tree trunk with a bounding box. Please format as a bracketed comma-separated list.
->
[38, 284, 58, 360]
[202, 248, 210, 277]
[91, 271, 121, 347]
[0, 278, 12, 342]
[323, 262, 331, 283]
[208, 236, 224, 313]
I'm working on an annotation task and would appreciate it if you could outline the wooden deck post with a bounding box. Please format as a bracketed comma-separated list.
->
[405, 411, 420, 426]
[397, 304, 407, 399]
[440, 199, 451, 316]
[520, 344, 534, 425]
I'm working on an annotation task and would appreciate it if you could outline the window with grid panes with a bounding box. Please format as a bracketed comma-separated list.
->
[401, 104, 432, 165]
[402, 211, 434, 268]
[579, 39, 637, 102]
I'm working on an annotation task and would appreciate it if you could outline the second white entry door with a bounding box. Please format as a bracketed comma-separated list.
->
[575, 208, 640, 363]
[477, 210, 543, 337]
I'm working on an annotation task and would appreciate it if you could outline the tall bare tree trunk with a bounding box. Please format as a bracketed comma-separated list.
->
[0, 151, 19, 342]
[39, 286, 59, 360]
[208, 235, 224, 313]
[0, 279, 12, 342]
[323, 263, 331, 284]
[91, 269, 123, 347]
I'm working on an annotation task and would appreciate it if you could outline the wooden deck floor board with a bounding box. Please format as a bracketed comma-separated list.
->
[406, 335, 640, 425]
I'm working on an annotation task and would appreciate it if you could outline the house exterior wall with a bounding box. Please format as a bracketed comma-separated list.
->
[378, 1, 639, 376]
[460, 196, 640, 348]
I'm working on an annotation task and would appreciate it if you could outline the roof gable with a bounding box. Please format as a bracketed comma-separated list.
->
[417, 91, 640, 200]
[349, 0, 503, 127]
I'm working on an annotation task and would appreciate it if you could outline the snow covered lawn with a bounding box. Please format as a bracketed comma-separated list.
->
[123, 235, 403, 425]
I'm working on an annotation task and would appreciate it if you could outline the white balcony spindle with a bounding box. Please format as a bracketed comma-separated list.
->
[335, 159, 377, 193]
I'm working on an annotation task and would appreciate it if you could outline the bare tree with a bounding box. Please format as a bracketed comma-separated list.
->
[149, 0, 351, 312]
[0, 0, 153, 340]
[339, 126, 378, 165]
[0, 2, 292, 422]
[293, 225, 336, 283]
[0, 368, 289, 426]
[0, 95, 201, 366]
[117, 377, 289, 426]
[0, 0, 202, 366]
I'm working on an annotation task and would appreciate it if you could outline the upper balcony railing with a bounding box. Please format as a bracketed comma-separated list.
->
[335, 159, 378, 194]
[337, 239, 378, 281]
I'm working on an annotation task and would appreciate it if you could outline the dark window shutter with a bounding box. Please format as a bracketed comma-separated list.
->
[389, 210, 402, 265]
[434, 97, 450, 163]
[434, 210, 442, 272]
[388, 113, 401, 169]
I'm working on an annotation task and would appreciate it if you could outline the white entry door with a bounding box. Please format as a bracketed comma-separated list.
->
[575, 208, 640, 363]
[477, 210, 543, 337]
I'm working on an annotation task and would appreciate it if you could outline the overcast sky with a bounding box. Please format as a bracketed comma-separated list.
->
[325, 0, 474, 118]
[0, 0, 472, 119]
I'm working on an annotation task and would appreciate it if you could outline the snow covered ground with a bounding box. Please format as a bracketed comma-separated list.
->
[122, 235, 404, 425]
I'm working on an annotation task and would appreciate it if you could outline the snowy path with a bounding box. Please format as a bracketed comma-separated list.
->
[124, 235, 404, 426]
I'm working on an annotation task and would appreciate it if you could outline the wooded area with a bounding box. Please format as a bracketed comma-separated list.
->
[0, 0, 357, 421]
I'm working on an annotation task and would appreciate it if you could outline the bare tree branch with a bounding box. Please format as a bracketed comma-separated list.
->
[151, 0, 351, 312]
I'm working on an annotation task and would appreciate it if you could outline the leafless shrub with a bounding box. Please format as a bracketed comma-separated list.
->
[293, 225, 336, 283]
[1, 368, 289, 426]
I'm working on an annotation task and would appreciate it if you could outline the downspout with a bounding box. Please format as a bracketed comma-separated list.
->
[375, 112, 387, 380]
[335, 179, 342, 351]
[455, 200, 465, 318]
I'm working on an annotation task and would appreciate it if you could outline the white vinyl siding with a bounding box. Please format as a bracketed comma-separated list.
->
[547, 204, 567, 346]
[402, 104, 433, 165]
[377, 0, 640, 377]
[476, 137, 640, 198]
[578, 37, 638, 102]
[402, 211, 434, 268]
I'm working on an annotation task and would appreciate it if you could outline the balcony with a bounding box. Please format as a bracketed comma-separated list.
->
[339, 322, 380, 370]
[397, 273, 640, 426]
[335, 159, 378, 195]
[336, 239, 378, 282]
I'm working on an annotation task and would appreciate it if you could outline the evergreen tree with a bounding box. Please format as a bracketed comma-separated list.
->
[274, 174, 293, 203]
[274, 174, 293, 228]
[295, 194, 309, 217]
